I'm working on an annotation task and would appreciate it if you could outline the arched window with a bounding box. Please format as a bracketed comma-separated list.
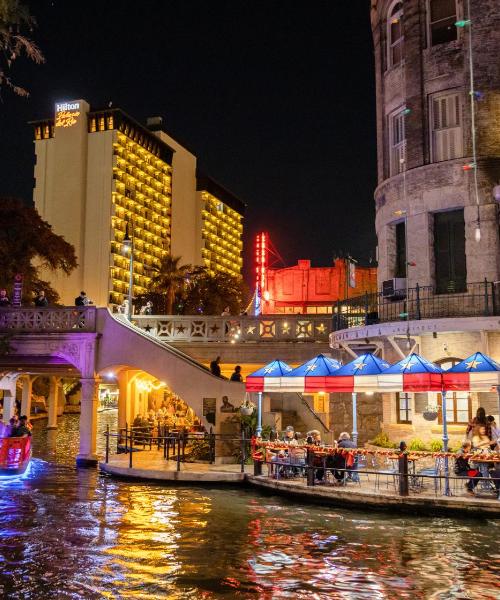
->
[387, 1, 404, 68]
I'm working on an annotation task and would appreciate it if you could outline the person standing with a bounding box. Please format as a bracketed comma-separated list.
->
[34, 290, 48, 307]
[230, 365, 243, 382]
[210, 356, 222, 377]
[140, 301, 153, 315]
[0, 289, 10, 307]
[75, 291, 90, 306]
[221, 306, 231, 316]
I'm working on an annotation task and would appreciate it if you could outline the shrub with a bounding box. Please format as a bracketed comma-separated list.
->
[370, 432, 398, 449]
[408, 438, 427, 452]
[429, 439, 443, 452]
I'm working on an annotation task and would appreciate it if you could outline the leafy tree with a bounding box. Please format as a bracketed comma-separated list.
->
[182, 268, 250, 316]
[0, 0, 44, 97]
[150, 254, 192, 315]
[0, 198, 77, 303]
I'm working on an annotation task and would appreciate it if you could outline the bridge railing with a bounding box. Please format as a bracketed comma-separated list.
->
[129, 314, 331, 343]
[0, 307, 97, 332]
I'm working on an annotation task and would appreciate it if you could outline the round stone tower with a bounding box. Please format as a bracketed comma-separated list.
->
[370, 0, 500, 292]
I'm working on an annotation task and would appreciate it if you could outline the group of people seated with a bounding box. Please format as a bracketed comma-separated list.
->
[131, 403, 203, 440]
[0, 415, 32, 439]
[455, 407, 500, 498]
[269, 425, 358, 484]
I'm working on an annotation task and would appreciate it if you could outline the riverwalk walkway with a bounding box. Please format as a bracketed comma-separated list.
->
[100, 448, 500, 516]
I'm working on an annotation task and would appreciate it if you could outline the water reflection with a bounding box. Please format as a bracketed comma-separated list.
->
[0, 414, 498, 598]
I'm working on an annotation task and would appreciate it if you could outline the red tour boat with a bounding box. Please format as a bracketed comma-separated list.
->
[0, 436, 32, 477]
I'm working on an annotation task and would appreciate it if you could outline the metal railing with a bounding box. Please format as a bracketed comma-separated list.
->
[0, 306, 97, 332]
[103, 425, 252, 473]
[252, 444, 500, 499]
[332, 280, 500, 331]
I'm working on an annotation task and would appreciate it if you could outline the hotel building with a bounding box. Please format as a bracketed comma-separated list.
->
[31, 100, 245, 307]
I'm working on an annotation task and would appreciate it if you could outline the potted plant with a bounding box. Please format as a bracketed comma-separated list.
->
[422, 405, 439, 421]
[239, 396, 255, 416]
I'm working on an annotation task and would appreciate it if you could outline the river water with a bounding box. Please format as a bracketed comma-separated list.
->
[0, 413, 499, 599]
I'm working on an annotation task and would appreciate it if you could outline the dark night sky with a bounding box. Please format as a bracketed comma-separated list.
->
[0, 0, 377, 283]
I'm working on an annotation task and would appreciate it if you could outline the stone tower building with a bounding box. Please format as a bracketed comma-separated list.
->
[371, 0, 500, 291]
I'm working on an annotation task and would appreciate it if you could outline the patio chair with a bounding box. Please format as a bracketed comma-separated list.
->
[416, 457, 444, 495]
[374, 456, 398, 492]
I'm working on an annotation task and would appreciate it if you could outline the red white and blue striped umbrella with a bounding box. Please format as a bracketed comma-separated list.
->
[378, 353, 443, 392]
[245, 360, 293, 392]
[279, 354, 342, 393]
[442, 352, 500, 391]
[326, 353, 391, 393]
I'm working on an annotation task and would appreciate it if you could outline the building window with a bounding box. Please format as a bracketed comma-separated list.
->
[428, 0, 457, 46]
[434, 209, 466, 294]
[395, 221, 406, 278]
[389, 108, 406, 176]
[436, 359, 471, 424]
[387, 1, 404, 68]
[397, 393, 412, 424]
[430, 92, 462, 162]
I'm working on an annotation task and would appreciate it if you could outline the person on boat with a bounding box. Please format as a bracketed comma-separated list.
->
[11, 415, 31, 437]
[5, 416, 18, 437]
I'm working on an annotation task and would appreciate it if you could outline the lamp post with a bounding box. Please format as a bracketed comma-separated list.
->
[441, 390, 451, 496]
[123, 223, 134, 321]
[256, 392, 263, 437]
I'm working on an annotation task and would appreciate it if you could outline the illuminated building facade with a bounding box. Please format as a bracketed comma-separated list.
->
[32, 100, 245, 307]
[253, 232, 377, 315]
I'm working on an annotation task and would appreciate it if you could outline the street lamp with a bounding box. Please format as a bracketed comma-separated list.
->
[123, 223, 134, 321]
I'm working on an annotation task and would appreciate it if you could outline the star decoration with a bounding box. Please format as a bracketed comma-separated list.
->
[353, 362, 367, 371]
[246, 325, 256, 334]
[316, 323, 326, 334]
[144, 324, 152, 333]
[400, 360, 413, 370]
[210, 324, 220, 333]
[282, 324, 291, 334]
[465, 359, 482, 369]
[177, 324, 186, 333]
[263, 366, 275, 374]
[306, 364, 317, 372]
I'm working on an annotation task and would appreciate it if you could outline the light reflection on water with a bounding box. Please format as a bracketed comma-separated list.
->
[0, 413, 498, 599]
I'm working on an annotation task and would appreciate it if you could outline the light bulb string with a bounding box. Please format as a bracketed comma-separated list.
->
[466, 0, 481, 232]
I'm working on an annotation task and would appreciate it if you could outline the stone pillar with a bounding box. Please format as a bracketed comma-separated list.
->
[117, 371, 129, 430]
[77, 377, 99, 466]
[2, 390, 15, 423]
[47, 377, 59, 429]
[21, 376, 33, 417]
[56, 380, 65, 416]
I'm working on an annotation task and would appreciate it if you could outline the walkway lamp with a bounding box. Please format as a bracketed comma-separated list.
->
[123, 224, 134, 322]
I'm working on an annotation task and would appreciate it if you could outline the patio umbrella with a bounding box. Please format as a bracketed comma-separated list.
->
[246, 359, 293, 437]
[245, 359, 293, 392]
[442, 352, 500, 391]
[279, 354, 341, 393]
[327, 353, 391, 446]
[377, 353, 443, 392]
[327, 353, 391, 393]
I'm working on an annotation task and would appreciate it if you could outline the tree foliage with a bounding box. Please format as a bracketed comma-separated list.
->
[0, 198, 77, 303]
[0, 0, 44, 97]
[182, 268, 249, 316]
[150, 254, 192, 315]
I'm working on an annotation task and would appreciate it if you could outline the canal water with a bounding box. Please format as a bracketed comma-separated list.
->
[0, 413, 499, 599]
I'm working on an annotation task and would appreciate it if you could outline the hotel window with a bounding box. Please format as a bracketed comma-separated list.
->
[434, 209, 466, 294]
[396, 393, 412, 424]
[436, 359, 471, 424]
[428, 0, 457, 46]
[387, 1, 404, 68]
[430, 92, 462, 162]
[389, 108, 406, 176]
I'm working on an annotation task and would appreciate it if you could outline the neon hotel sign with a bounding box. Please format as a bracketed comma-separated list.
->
[55, 101, 81, 128]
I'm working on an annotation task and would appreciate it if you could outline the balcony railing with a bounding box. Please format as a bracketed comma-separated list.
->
[0, 307, 97, 333]
[131, 314, 331, 343]
[331, 280, 500, 331]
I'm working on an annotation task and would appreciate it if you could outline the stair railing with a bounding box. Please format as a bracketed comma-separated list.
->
[295, 393, 329, 434]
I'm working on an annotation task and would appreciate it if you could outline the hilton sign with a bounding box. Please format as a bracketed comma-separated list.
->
[55, 101, 81, 128]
